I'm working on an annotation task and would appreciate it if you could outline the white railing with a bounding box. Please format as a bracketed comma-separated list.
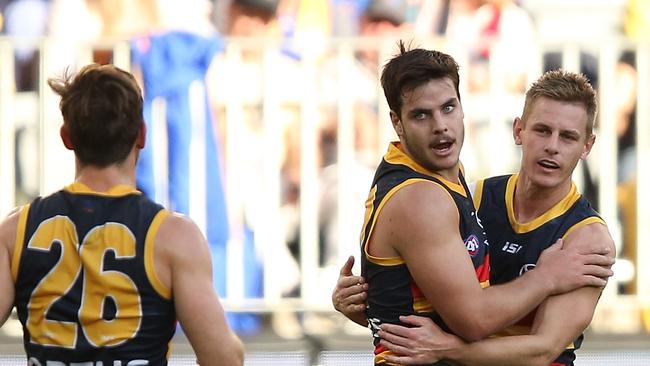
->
[0, 36, 648, 332]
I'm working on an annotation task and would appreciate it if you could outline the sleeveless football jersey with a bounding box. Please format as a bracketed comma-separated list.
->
[361, 142, 490, 365]
[12, 183, 176, 365]
[474, 174, 604, 366]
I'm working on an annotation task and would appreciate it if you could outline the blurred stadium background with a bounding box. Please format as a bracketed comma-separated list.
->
[1, 0, 649, 364]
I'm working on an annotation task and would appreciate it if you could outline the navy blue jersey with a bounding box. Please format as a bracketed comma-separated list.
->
[12, 183, 176, 365]
[474, 174, 604, 366]
[361, 142, 490, 365]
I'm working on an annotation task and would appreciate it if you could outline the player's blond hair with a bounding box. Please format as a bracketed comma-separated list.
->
[522, 70, 598, 135]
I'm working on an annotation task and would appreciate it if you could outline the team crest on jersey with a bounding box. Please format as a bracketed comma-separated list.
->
[464, 235, 480, 257]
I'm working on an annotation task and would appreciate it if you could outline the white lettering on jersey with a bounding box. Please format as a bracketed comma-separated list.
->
[502, 241, 522, 254]
[368, 317, 382, 339]
[38, 360, 149, 366]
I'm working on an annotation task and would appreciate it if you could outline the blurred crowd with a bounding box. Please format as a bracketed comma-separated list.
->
[1, 0, 649, 336]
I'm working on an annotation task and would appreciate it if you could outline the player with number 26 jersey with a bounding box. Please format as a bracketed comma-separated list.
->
[12, 182, 175, 365]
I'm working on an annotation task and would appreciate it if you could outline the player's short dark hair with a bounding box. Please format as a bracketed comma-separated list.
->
[380, 40, 461, 118]
[48, 64, 144, 167]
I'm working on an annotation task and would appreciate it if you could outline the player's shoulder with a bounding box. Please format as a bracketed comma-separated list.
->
[0, 205, 28, 252]
[155, 212, 208, 254]
[383, 179, 459, 223]
[564, 219, 616, 257]
[3, 206, 24, 222]
[157, 212, 203, 239]
[1, 205, 27, 230]
[393, 178, 455, 204]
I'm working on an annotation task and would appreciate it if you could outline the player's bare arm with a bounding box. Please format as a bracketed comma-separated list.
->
[0, 208, 21, 326]
[441, 223, 617, 366]
[379, 222, 616, 365]
[333, 235, 614, 337]
[334, 211, 614, 337]
[375, 182, 612, 341]
[155, 213, 244, 366]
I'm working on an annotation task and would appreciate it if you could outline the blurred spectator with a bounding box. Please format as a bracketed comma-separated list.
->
[228, 0, 282, 36]
[363, 0, 407, 30]
[4, 0, 51, 212]
[0, 1, 5, 32]
[47, 0, 110, 71]
[330, 0, 366, 36]
[3, 0, 50, 91]
[47, 0, 102, 47]
[350, 0, 408, 162]
[615, 52, 637, 184]
[210, 0, 306, 337]
[413, 0, 536, 93]
[615, 55, 637, 295]
[315, 0, 406, 290]
[543, 52, 599, 91]
[617, 0, 649, 184]
[129, 0, 249, 331]
[411, 0, 450, 35]
[47, 0, 158, 65]
[408, 0, 537, 180]
[624, 0, 650, 40]
[453, 0, 535, 93]
[616, 0, 648, 296]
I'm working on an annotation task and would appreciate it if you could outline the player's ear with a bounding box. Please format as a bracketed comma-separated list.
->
[581, 133, 596, 160]
[135, 122, 146, 149]
[391, 111, 403, 136]
[60, 124, 74, 150]
[513, 117, 523, 145]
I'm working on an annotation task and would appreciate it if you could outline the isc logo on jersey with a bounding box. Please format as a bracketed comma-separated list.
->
[464, 235, 480, 257]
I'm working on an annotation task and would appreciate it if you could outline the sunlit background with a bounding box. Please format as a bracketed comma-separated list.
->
[0, 0, 649, 364]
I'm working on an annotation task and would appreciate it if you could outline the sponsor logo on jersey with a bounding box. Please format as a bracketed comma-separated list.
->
[465, 235, 480, 257]
[29, 358, 149, 366]
[519, 263, 536, 276]
[502, 241, 522, 254]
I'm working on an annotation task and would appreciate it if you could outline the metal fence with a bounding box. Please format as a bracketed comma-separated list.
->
[0, 36, 648, 335]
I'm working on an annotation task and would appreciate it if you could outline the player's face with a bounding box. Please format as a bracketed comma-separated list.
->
[514, 97, 595, 189]
[391, 77, 464, 181]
